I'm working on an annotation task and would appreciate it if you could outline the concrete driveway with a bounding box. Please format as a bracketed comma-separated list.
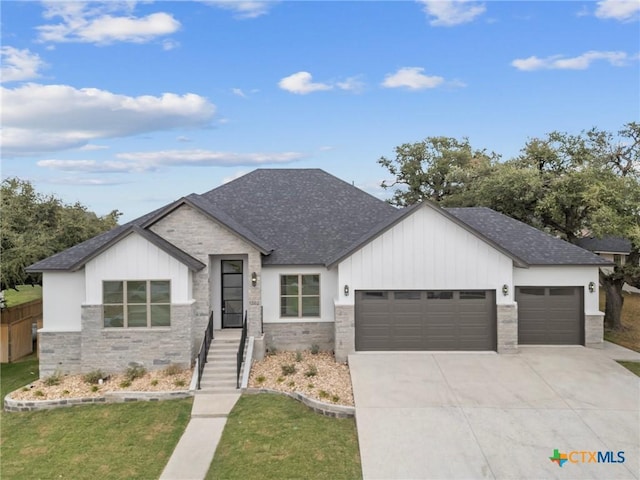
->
[349, 345, 640, 480]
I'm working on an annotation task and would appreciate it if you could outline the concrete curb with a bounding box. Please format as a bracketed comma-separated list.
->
[244, 388, 355, 418]
[4, 390, 193, 412]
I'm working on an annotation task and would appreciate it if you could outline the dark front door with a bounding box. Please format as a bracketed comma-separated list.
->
[221, 260, 243, 328]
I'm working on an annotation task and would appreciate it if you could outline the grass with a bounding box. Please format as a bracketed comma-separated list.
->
[617, 361, 640, 377]
[1, 354, 193, 480]
[601, 291, 640, 352]
[3, 284, 42, 307]
[207, 394, 362, 480]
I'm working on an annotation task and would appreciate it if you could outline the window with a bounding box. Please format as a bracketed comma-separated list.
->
[103, 280, 170, 328]
[459, 291, 487, 300]
[427, 291, 454, 300]
[280, 274, 320, 317]
[613, 254, 623, 265]
[394, 291, 421, 300]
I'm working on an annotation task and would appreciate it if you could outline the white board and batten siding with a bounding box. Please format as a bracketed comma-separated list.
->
[261, 265, 338, 323]
[84, 232, 192, 305]
[513, 266, 600, 314]
[41, 271, 85, 331]
[338, 206, 514, 305]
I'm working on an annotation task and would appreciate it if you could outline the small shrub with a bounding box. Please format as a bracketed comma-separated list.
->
[276, 377, 284, 383]
[307, 383, 314, 389]
[43, 371, 62, 386]
[267, 347, 278, 356]
[119, 380, 132, 388]
[174, 379, 186, 388]
[163, 364, 182, 376]
[83, 369, 105, 385]
[295, 351, 303, 362]
[34, 390, 44, 397]
[125, 364, 146, 382]
[281, 364, 296, 376]
[304, 364, 318, 377]
[318, 390, 329, 399]
[310, 344, 320, 355]
[21, 387, 29, 392]
[256, 375, 266, 384]
[90, 385, 99, 393]
[331, 395, 340, 403]
[287, 381, 295, 387]
[150, 379, 159, 386]
[62, 390, 70, 396]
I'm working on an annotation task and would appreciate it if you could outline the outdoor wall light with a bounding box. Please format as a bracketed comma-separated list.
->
[502, 284, 509, 296]
[251, 272, 258, 287]
[588, 281, 595, 293]
[344, 285, 350, 296]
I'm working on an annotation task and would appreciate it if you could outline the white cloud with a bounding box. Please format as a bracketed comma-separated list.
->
[79, 143, 109, 151]
[1, 83, 215, 156]
[37, 1, 180, 45]
[177, 136, 192, 142]
[595, 0, 640, 21]
[1, 47, 46, 83]
[419, 0, 486, 26]
[382, 67, 445, 90]
[278, 71, 333, 95]
[162, 39, 180, 51]
[336, 76, 366, 93]
[222, 170, 250, 184]
[232, 88, 247, 98]
[512, 50, 634, 71]
[46, 177, 130, 186]
[201, 1, 275, 19]
[37, 150, 307, 173]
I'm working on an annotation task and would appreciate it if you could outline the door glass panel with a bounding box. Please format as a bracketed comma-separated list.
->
[127, 281, 147, 303]
[150, 281, 170, 303]
[280, 275, 299, 295]
[223, 274, 242, 288]
[222, 260, 243, 273]
[281, 297, 299, 317]
[223, 287, 243, 300]
[460, 291, 486, 300]
[395, 291, 421, 300]
[427, 291, 453, 300]
[104, 305, 124, 328]
[128, 305, 147, 327]
[151, 305, 171, 327]
[103, 281, 123, 304]
[550, 287, 575, 296]
[224, 300, 243, 314]
[301, 275, 320, 295]
[302, 296, 320, 316]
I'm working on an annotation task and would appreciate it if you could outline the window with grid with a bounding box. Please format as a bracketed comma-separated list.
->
[103, 280, 171, 328]
[280, 274, 320, 318]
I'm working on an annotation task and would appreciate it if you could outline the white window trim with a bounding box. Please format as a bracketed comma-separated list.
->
[103, 280, 171, 328]
[279, 274, 321, 319]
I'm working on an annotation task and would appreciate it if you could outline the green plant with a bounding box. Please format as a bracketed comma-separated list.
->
[267, 347, 278, 356]
[150, 379, 159, 386]
[318, 390, 329, 399]
[62, 390, 70, 395]
[310, 344, 320, 355]
[34, 390, 44, 397]
[256, 375, 266, 384]
[119, 380, 132, 388]
[43, 370, 62, 386]
[281, 364, 296, 376]
[307, 383, 314, 389]
[331, 395, 340, 403]
[287, 381, 295, 387]
[90, 385, 99, 393]
[125, 364, 147, 382]
[163, 364, 182, 376]
[295, 351, 303, 362]
[174, 379, 186, 388]
[304, 364, 317, 377]
[276, 377, 284, 383]
[21, 387, 29, 392]
[83, 369, 105, 385]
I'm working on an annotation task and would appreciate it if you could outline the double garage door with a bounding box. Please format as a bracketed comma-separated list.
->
[355, 290, 496, 351]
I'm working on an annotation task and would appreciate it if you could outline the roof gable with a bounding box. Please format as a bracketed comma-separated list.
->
[575, 236, 631, 255]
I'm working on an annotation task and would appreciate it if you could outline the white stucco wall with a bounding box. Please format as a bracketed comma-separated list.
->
[337, 205, 514, 305]
[84, 232, 192, 304]
[513, 265, 600, 314]
[261, 265, 338, 323]
[41, 271, 85, 331]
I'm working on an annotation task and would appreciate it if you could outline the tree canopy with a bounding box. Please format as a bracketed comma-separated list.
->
[1, 178, 120, 291]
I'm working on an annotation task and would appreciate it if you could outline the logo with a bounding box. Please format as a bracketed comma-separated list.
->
[549, 449, 625, 467]
[550, 449, 568, 467]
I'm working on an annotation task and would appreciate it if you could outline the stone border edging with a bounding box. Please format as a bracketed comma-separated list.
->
[4, 390, 193, 412]
[244, 387, 355, 418]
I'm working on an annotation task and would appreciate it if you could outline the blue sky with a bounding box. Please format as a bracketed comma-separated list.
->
[2, 0, 639, 222]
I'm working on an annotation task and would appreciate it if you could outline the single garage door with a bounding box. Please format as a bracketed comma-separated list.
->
[516, 286, 583, 345]
[355, 290, 496, 351]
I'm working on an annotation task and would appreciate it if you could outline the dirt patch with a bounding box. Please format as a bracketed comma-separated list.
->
[10, 368, 192, 401]
[248, 351, 353, 406]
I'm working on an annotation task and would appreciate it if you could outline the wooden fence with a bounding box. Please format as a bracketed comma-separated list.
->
[0, 299, 43, 363]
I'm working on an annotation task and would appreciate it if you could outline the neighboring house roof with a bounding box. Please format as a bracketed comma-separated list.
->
[575, 236, 631, 255]
[26, 169, 610, 272]
[445, 207, 611, 266]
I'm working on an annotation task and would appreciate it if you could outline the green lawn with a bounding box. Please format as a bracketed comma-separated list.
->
[3, 284, 42, 307]
[1, 355, 193, 480]
[208, 393, 362, 480]
[601, 291, 640, 352]
[617, 361, 640, 377]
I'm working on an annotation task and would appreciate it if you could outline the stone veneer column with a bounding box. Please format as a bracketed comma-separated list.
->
[334, 303, 355, 363]
[39, 331, 82, 377]
[585, 312, 604, 348]
[497, 303, 518, 353]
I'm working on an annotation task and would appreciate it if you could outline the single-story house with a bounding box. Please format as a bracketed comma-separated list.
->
[576, 236, 632, 266]
[27, 169, 610, 377]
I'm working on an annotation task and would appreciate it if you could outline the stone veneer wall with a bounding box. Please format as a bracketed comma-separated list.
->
[497, 304, 518, 353]
[149, 204, 263, 355]
[585, 313, 604, 347]
[263, 322, 334, 352]
[334, 304, 355, 363]
[39, 332, 82, 377]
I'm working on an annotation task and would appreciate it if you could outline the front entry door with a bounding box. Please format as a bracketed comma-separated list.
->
[221, 260, 243, 328]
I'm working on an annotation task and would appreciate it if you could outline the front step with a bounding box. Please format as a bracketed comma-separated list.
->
[197, 334, 247, 393]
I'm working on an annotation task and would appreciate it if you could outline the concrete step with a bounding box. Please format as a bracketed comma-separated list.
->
[198, 387, 240, 394]
[201, 373, 236, 383]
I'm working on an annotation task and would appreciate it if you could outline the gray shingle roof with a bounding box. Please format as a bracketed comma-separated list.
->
[27, 169, 610, 272]
[575, 236, 631, 254]
[445, 207, 611, 266]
